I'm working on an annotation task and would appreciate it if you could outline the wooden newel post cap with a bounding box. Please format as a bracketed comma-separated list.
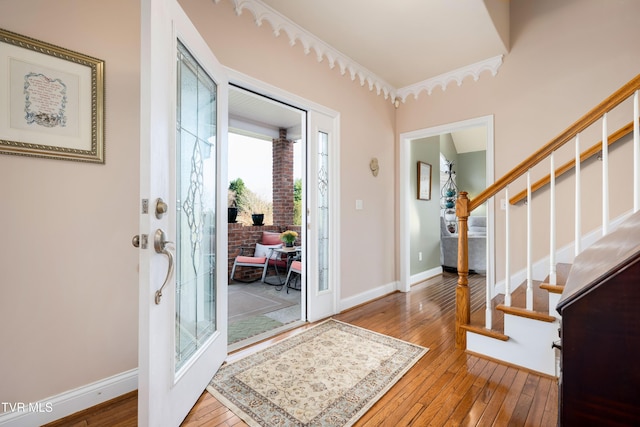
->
[456, 191, 470, 218]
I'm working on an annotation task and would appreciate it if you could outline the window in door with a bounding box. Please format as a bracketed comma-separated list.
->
[175, 41, 217, 372]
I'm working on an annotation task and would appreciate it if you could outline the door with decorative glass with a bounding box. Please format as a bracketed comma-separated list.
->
[138, 0, 228, 425]
[306, 111, 338, 321]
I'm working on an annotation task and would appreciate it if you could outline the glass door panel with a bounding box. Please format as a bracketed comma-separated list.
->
[175, 41, 216, 373]
[317, 131, 329, 292]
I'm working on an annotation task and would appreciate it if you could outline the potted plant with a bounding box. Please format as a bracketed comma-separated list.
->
[251, 213, 264, 226]
[227, 190, 238, 223]
[280, 230, 298, 247]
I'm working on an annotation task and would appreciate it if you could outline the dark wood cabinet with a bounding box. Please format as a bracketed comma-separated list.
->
[556, 212, 640, 426]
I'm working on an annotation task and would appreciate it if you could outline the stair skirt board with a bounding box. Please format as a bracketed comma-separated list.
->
[466, 314, 560, 377]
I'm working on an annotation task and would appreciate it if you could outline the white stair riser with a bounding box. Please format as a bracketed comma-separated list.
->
[467, 315, 560, 376]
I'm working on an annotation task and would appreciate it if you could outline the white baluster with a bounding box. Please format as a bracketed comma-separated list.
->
[526, 170, 533, 310]
[634, 90, 639, 213]
[485, 257, 492, 329]
[575, 134, 582, 256]
[504, 186, 511, 307]
[602, 113, 609, 236]
[549, 151, 557, 285]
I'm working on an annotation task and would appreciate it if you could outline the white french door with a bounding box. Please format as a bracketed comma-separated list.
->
[139, 0, 228, 426]
[306, 111, 339, 322]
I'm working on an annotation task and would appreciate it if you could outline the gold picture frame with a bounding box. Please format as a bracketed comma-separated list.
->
[0, 28, 104, 163]
[417, 161, 432, 200]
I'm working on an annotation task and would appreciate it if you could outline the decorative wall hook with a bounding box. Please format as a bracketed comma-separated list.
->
[370, 157, 379, 177]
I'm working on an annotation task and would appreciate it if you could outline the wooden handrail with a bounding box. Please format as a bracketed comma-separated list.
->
[455, 73, 640, 351]
[509, 120, 635, 205]
[468, 73, 640, 213]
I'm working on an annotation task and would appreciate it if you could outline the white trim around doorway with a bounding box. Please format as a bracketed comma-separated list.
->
[224, 67, 341, 321]
[399, 115, 495, 293]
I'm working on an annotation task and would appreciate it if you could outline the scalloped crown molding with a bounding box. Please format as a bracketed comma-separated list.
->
[395, 55, 503, 102]
[215, 0, 503, 104]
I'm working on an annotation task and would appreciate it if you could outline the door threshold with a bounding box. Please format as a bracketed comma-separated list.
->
[228, 320, 306, 353]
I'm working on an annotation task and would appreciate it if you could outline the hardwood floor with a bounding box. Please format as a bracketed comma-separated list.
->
[45, 272, 558, 426]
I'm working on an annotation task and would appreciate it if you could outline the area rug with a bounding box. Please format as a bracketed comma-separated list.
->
[208, 319, 428, 426]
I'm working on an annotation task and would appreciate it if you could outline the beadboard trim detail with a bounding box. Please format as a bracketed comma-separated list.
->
[0, 369, 137, 427]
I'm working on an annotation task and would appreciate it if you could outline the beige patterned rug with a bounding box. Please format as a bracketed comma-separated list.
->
[207, 319, 428, 426]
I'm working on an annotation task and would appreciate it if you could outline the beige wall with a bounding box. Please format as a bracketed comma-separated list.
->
[0, 0, 140, 406]
[410, 137, 440, 275]
[179, 0, 398, 298]
[397, 0, 640, 276]
[0, 0, 397, 410]
[3, 0, 639, 416]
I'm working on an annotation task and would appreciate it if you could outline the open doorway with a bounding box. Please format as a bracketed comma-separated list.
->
[227, 85, 306, 350]
[399, 116, 495, 293]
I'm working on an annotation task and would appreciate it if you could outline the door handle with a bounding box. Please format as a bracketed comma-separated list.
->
[154, 229, 174, 305]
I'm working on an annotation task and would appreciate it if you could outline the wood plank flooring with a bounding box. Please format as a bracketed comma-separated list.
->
[45, 272, 558, 427]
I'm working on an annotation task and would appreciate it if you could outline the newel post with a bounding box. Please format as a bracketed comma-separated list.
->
[455, 191, 470, 349]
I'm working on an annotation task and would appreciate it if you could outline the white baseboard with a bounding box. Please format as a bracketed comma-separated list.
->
[410, 266, 443, 286]
[339, 280, 398, 312]
[0, 369, 137, 427]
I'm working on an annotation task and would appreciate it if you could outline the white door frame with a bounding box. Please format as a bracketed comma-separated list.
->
[399, 115, 495, 292]
[226, 69, 340, 321]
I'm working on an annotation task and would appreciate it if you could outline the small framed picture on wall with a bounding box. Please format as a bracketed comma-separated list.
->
[417, 161, 431, 200]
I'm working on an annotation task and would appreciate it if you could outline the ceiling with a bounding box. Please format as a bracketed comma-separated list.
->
[260, 0, 510, 89]
[229, 87, 304, 141]
[229, 0, 507, 150]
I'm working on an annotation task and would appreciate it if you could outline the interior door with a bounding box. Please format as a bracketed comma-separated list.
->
[139, 0, 228, 425]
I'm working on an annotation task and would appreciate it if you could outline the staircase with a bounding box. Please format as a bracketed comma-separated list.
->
[453, 74, 640, 376]
[464, 265, 569, 376]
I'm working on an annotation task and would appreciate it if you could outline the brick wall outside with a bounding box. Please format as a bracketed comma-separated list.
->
[228, 128, 299, 282]
[272, 128, 294, 227]
[227, 223, 302, 282]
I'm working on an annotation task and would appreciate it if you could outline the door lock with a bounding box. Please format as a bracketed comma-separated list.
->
[131, 234, 148, 249]
[155, 197, 168, 219]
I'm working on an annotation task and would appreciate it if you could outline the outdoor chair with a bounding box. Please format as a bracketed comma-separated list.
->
[284, 259, 302, 293]
[229, 231, 287, 283]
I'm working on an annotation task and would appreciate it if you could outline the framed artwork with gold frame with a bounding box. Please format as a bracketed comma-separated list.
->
[0, 28, 104, 163]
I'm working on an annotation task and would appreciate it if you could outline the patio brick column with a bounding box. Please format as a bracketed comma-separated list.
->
[272, 128, 294, 227]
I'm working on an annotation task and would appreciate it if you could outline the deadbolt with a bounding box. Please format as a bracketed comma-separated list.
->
[155, 197, 168, 219]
